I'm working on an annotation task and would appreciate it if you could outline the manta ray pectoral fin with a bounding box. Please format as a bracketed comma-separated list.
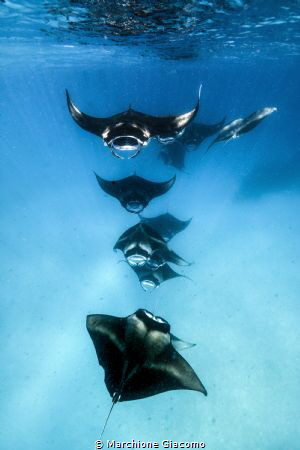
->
[157, 264, 189, 284]
[113, 235, 130, 252]
[147, 85, 201, 138]
[113, 243, 121, 252]
[147, 175, 176, 198]
[170, 334, 196, 351]
[118, 349, 206, 401]
[183, 217, 193, 229]
[139, 214, 192, 242]
[166, 249, 191, 266]
[167, 85, 202, 130]
[66, 90, 109, 137]
[150, 350, 206, 395]
[158, 350, 207, 395]
[86, 314, 127, 399]
[94, 172, 120, 199]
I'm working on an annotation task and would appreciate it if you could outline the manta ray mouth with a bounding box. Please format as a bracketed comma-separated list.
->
[147, 254, 165, 270]
[109, 136, 143, 159]
[127, 254, 148, 267]
[125, 201, 144, 213]
[141, 279, 157, 292]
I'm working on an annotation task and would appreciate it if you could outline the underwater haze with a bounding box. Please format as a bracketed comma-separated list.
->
[1, 1, 300, 449]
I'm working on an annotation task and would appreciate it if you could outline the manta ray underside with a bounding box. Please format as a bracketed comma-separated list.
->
[95, 173, 176, 213]
[87, 309, 206, 434]
[66, 88, 201, 158]
[114, 222, 190, 269]
[87, 309, 206, 402]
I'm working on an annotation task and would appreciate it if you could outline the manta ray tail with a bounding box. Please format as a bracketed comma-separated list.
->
[101, 376, 126, 437]
[100, 400, 117, 438]
[206, 139, 217, 152]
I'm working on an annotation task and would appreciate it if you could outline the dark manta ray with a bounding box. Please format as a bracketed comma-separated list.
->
[159, 140, 188, 171]
[131, 263, 186, 291]
[87, 309, 206, 434]
[66, 87, 200, 159]
[114, 223, 190, 269]
[180, 117, 226, 149]
[158, 117, 226, 170]
[139, 213, 192, 242]
[94, 173, 176, 213]
[208, 107, 277, 150]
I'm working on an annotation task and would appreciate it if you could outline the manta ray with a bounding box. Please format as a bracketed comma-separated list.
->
[66, 87, 201, 158]
[208, 107, 277, 149]
[87, 309, 206, 434]
[158, 117, 225, 170]
[94, 173, 176, 213]
[114, 223, 190, 269]
[131, 263, 188, 291]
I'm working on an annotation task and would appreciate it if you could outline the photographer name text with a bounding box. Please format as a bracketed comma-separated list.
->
[95, 440, 205, 449]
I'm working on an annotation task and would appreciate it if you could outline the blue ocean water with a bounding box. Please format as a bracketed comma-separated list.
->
[1, 2, 300, 449]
